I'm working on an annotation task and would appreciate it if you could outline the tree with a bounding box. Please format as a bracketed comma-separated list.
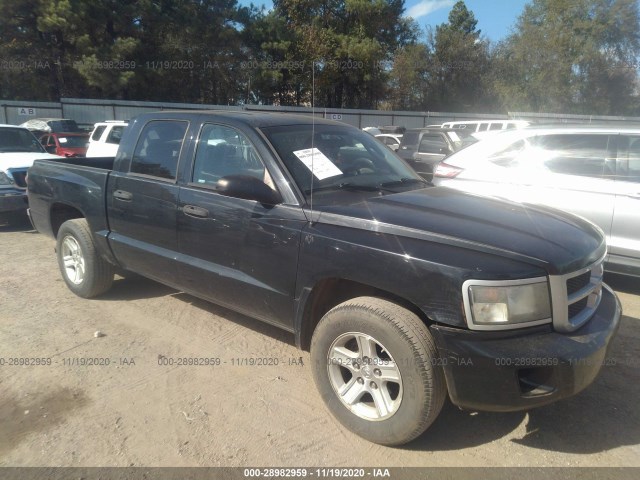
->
[272, 0, 417, 108]
[388, 43, 430, 110]
[494, 0, 640, 115]
[423, 1, 496, 112]
[0, 0, 251, 103]
[242, 10, 309, 106]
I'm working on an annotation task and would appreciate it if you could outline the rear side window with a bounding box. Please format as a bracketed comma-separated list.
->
[91, 125, 106, 141]
[130, 120, 188, 180]
[489, 123, 503, 131]
[534, 134, 611, 178]
[106, 126, 124, 144]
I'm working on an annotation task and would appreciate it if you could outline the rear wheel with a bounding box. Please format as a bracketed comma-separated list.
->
[310, 297, 446, 446]
[56, 219, 114, 298]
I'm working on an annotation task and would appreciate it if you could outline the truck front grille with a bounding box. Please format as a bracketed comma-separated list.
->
[566, 271, 591, 295]
[549, 257, 605, 333]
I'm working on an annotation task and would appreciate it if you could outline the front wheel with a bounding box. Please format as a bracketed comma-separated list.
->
[310, 297, 446, 446]
[56, 219, 114, 298]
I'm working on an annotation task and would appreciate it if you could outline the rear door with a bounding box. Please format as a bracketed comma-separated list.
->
[177, 123, 305, 328]
[610, 135, 640, 273]
[106, 119, 189, 284]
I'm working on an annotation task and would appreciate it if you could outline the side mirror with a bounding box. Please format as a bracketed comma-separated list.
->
[217, 175, 282, 205]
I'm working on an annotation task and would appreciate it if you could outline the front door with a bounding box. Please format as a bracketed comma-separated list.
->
[177, 123, 305, 328]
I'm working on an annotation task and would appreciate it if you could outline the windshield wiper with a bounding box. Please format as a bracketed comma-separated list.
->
[305, 182, 386, 194]
[379, 178, 430, 188]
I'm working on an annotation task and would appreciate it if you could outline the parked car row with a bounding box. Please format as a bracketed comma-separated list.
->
[7, 115, 640, 279]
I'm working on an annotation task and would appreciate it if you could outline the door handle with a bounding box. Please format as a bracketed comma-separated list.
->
[182, 204, 209, 218]
[626, 192, 640, 199]
[113, 190, 133, 201]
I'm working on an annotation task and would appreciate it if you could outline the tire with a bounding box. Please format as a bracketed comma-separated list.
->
[310, 297, 446, 446]
[56, 219, 114, 298]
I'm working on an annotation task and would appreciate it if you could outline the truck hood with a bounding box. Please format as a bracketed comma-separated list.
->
[313, 186, 605, 275]
[0, 152, 61, 171]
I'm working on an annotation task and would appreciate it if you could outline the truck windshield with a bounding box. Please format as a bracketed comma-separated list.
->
[262, 124, 426, 201]
[0, 128, 47, 153]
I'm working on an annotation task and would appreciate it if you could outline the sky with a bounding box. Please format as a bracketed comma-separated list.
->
[242, 0, 530, 42]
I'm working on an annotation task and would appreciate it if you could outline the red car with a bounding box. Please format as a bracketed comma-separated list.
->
[39, 133, 89, 157]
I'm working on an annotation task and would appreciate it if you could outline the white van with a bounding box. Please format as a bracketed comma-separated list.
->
[441, 120, 530, 139]
[86, 121, 128, 157]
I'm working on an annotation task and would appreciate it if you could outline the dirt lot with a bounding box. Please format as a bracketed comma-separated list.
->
[1, 217, 639, 468]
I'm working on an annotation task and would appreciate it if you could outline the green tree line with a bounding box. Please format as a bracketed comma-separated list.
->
[1, 0, 639, 115]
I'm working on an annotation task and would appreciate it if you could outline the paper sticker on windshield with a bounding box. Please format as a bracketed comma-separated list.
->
[293, 148, 343, 180]
[59, 137, 68, 143]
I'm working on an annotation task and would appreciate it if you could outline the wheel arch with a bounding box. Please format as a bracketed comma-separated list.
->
[50, 202, 85, 238]
[296, 277, 433, 351]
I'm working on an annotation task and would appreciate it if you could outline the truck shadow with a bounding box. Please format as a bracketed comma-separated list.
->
[101, 275, 296, 346]
[411, 313, 640, 453]
[0, 216, 37, 233]
[100, 275, 176, 301]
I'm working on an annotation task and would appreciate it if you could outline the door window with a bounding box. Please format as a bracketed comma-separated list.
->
[130, 120, 188, 180]
[191, 124, 273, 188]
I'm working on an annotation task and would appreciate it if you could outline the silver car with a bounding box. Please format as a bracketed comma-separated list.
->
[432, 125, 640, 276]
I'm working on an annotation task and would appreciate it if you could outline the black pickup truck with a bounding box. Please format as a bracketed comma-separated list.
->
[27, 111, 621, 446]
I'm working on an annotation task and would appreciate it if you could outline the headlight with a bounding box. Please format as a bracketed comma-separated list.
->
[462, 278, 552, 331]
[0, 171, 14, 186]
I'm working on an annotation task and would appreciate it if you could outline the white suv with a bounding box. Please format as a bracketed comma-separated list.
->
[86, 121, 128, 157]
[432, 125, 640, 276]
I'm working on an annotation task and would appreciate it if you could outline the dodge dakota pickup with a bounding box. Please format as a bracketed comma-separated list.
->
[27, 111, 621, 445]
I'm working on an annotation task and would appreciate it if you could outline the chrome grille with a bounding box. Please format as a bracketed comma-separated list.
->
[549, 257, 605, 333]
[566, 271, 591, 295]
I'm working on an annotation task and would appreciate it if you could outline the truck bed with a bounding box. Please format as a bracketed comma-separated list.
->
[27, 157, 115, 239]
[42, 156, 115, 170]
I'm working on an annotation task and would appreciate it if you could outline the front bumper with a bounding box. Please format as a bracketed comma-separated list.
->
[430, 283, 622, 412]
[0, 188, 28, 214]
